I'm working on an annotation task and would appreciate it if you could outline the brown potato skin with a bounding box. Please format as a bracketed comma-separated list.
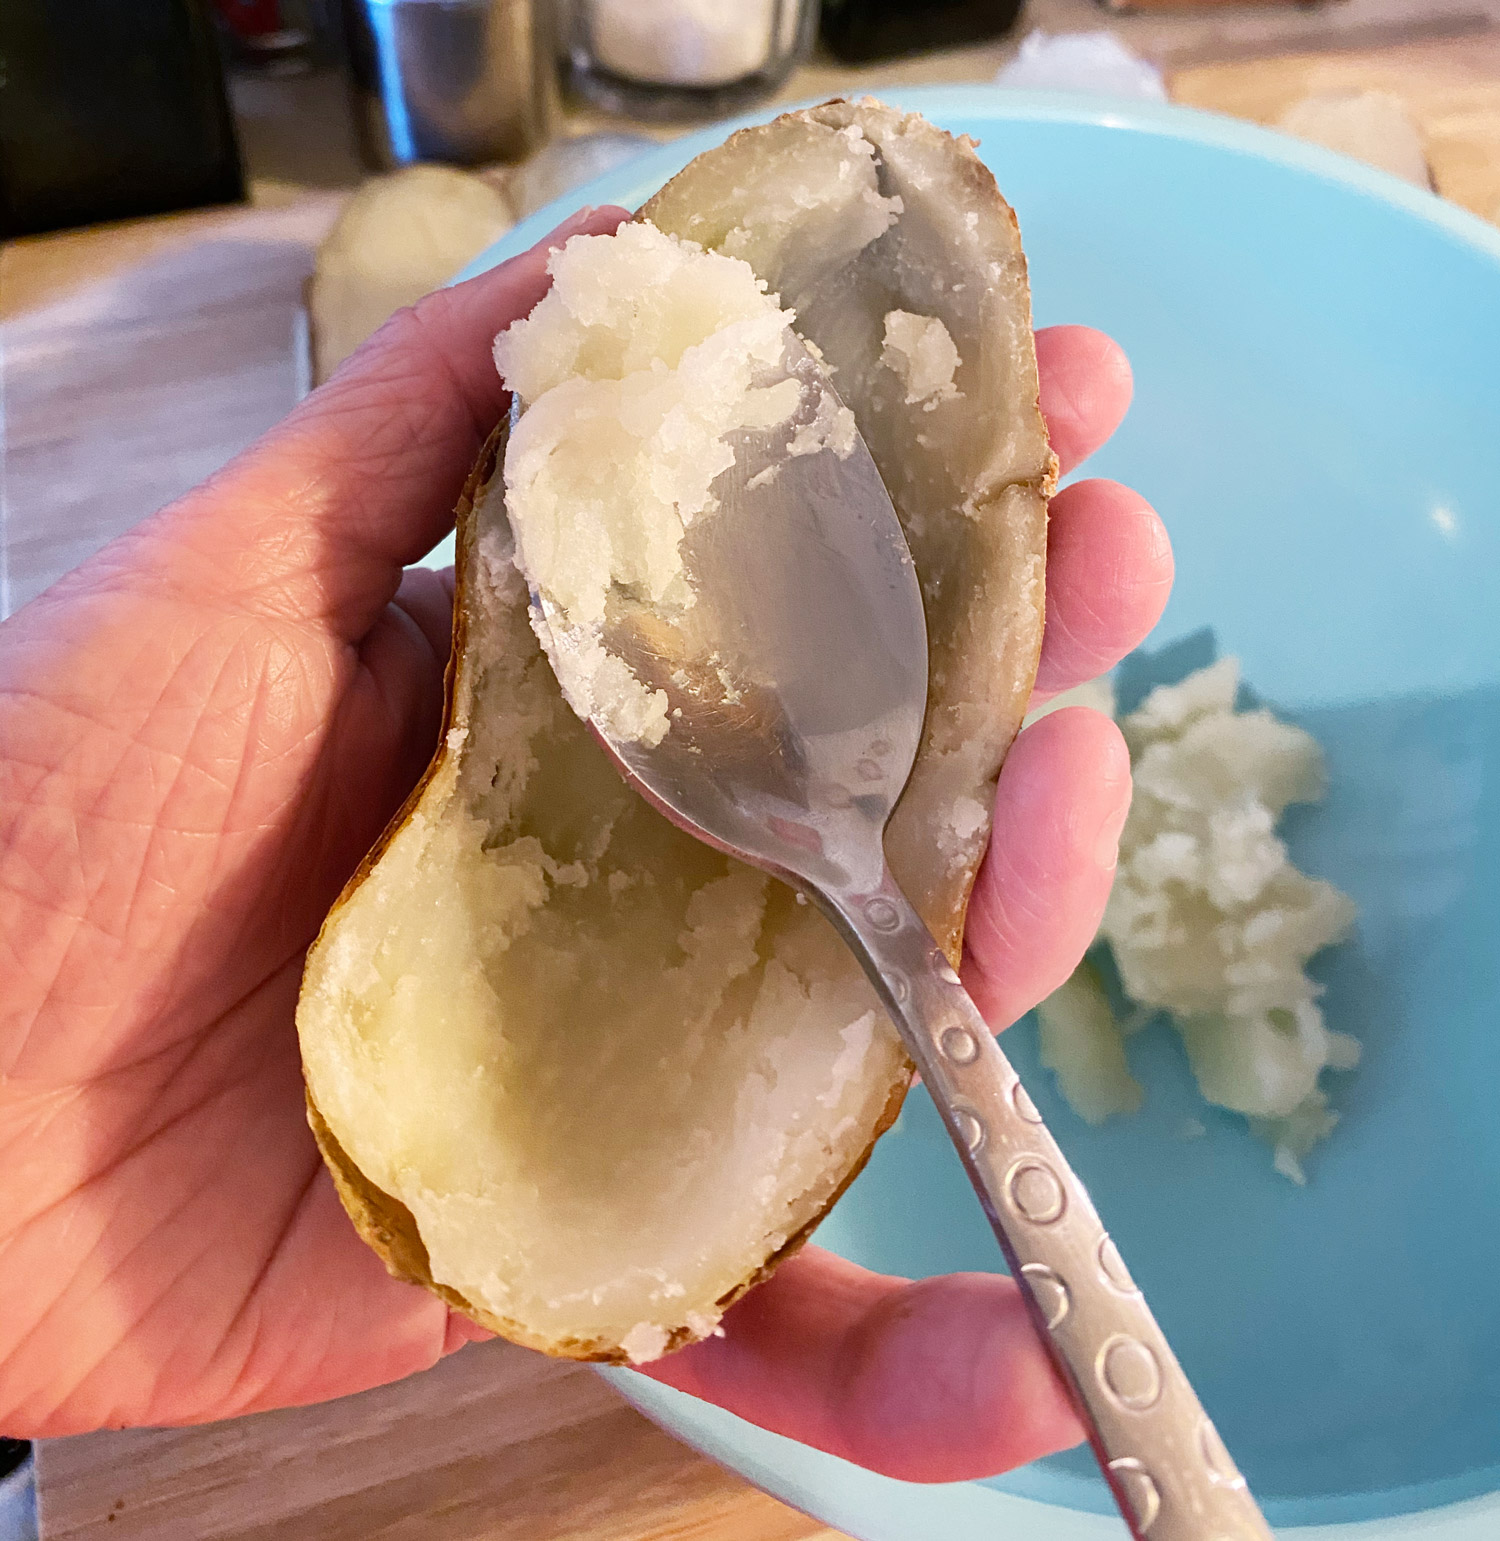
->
[301, 100, 1051, 1358]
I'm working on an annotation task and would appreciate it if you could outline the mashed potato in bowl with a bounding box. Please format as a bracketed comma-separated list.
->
[1036, 659, 1359, 1182]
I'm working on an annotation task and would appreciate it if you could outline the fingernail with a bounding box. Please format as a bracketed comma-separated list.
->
[545, 206, 601, 246]
[1094, 795, 1131, 870]
[1138, 500, 1173, 568]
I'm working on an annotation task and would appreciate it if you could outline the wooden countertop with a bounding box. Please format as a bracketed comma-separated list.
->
[1170, 26, 1500, 222]
[9, 6, 1500, 1538]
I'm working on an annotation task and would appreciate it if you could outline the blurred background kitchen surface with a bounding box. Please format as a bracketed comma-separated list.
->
[5, 2, 1500, 1538]
[7, 0, 1500, 621]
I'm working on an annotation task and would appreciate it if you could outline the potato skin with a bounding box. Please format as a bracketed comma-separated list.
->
[300, 100, 1051, 1358]
[645, 97, 1055, 962]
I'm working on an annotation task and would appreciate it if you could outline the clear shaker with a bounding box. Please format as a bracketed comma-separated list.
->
[564, 0, 816, 121]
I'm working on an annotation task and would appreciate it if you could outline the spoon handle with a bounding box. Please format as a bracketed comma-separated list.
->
[817, 866, 1273, 1541]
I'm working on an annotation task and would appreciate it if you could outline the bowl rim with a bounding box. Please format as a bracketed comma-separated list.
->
[453, 85, 1500, 288]
[602, 1366, 1500, 1541]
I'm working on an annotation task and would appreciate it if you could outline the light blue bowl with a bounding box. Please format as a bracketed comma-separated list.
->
[454, 88, 1500, 1540]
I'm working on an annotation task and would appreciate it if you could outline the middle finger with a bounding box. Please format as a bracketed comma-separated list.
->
[1034, 478, 1173, 705]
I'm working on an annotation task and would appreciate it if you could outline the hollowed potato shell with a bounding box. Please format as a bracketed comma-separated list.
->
[296, 99, 1055, 1361]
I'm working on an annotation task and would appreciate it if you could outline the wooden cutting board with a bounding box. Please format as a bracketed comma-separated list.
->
[35, 1339, 845, 1541]
[1171, 27, 1500, 223]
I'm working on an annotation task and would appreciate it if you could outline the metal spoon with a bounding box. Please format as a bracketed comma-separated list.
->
[518, 335, 1272, 1541]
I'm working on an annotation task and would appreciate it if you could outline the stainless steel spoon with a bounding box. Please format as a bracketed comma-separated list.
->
[518, 335, 1272, 1541]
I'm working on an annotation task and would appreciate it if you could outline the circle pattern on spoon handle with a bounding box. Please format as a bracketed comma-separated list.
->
[952, 1106, 985, 1154]
[1098, 1334, 1164, 1412]
[1109, 1458, 1162, 1533]
[1020, 1262, 1071, 1329]
[1098, 1234, 1139, 1295]
[935, 1051, 1270, 1537]
[840, 889, 1274, 1541]
[939, 1024, 978, 1063]
[1005, 1157, 1067, 1225]
[1010, 1077, 1044, 1123]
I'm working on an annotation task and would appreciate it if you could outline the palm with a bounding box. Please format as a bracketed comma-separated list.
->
[0, 540, 461, 1433]
[0, 211, 1171, 1479]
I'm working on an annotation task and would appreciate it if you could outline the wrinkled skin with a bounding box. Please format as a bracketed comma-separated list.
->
[0, 206, 1171, 1481]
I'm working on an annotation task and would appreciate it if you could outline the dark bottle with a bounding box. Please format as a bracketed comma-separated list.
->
[0, 0, 245, 239]
[820, 0, 1025, 63]
[0, 1438, 27, 1479]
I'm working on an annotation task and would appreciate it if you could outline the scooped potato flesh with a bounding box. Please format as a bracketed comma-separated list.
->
[297, 100, 1054, 1359]
[492, 221, 823, 748]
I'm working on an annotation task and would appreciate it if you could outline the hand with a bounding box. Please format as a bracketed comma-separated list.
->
[0, 206, 1170, 1477]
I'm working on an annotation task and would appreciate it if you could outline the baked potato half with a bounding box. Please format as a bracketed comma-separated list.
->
[296, 99, 1055, 1362]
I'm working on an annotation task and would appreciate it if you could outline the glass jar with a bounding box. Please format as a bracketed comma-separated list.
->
[564, 0, 815, 121]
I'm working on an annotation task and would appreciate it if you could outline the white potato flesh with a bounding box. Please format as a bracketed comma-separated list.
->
[492, 222, 853, 748]
[308, 166, 513, 383]
[1034, 961, 1144, 1126]
[881, 310, 962, 406]
[1095, 659, 1358, 1177]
